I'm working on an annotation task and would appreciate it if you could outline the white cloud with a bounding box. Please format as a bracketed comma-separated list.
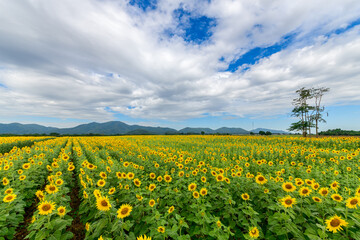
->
[0, 0, 359, 124]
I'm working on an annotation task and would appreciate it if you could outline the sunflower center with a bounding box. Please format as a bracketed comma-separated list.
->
[42, 204, 51, 211]
[303, 190, 308, 194]
[330, 219, 341, 227]
[350, 199, 358, 205]
[50, 186, 55, 191]
[60, 209, 64, 213]
[101, 200, 108, 207]
[259, 177, 264, 181]
[285, 200, 292, 205]
[6, 196, 13, 200]
[322, 190, 327, 195]
[335, 196, 340, 200]
[121, 208, 129, 215]
[285, 184, 292, 189]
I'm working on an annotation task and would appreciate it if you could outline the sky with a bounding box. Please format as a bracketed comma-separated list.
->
[0, 0, 360, 131]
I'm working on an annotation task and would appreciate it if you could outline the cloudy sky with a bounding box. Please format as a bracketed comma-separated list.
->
[0, 0, 360, 131]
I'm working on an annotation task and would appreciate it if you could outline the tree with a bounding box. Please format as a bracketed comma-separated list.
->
[288, 87, 313, 137]
[265, 131, 272, 135]
[259, 131, 266, 135]
[310, 87, 330, 137]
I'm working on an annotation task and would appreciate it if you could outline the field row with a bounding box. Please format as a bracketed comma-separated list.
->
[1, 136, 360, 239]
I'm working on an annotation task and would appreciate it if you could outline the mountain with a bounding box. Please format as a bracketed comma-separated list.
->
[0, 123, 59, 134]
[0, 121, 287, 135]
[179, 127, 215, 134]
[215, 127, 249, 134]
[250, 128, 289, 134]
[0, 121, 178, 135]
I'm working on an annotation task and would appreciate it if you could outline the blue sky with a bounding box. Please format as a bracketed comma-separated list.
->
[0, 0, 360, 131]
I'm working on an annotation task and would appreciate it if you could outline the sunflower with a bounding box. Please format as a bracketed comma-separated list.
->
[280, 195, 296, 208]
[36, 190, 45, 200]
[137, 235, 151, 240]
[249, 226, 260, 239]
[193, 191, 200, 199]
[164, 174, 172, 183]
[85, 222, 90, 231]
[216, 174, 224, 182]
[83, 190, 89, 199]
[149, 173, 156, 179]
[355, 187, 360, 197]
[168, 206, 175, 214]
[157, 176, 163, 182]
[282, 182, 296, 192]
[157, 226, 165, 233]
[19, 175, 26, 181]
[311, 182, 320, 190]
[38, 201, 56, 215]
[4, 188, 13, 194]
[136, 194, 143, 201]
[97, 179, 106, 187]
[99, 172, 107, 179]
[178, 171, 184, 177]
[127, 172, 135, 180]
[149, 199, 156, 207]
[216, 220, 221, 228]
[346, 197, 360, 209]
[3, 194, 16, 203]
[45, 184, 59, 194]
[312, 196, 322, 203]
[133, 178, 141, 187]
[94, 189, 101, 198]
[149, 183, 156, 192]
[57, 206, 66, 217]
[55, 179, 64, 186]
[331, 194, 343, 202]
[108, 187, 116, 195]
[201, 176, 207, 183]
[325, 215, 348, 233]
[299, 187, 312, 197]
[330, 181, 339, 191]
[117, 204, 132, 219]
[200, 188, 208, 196]
[188, 183, 197, 192]
[67, 165, 75, 171]
[255, 175, 267, 185]
[318, 187, 329, 197]
[22, 163, 30, 170]
[241, 193, 250, 201]
[96, 196, 111, 211]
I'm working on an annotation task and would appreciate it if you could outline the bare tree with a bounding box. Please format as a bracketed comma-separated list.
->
[310, 87, 330, 137]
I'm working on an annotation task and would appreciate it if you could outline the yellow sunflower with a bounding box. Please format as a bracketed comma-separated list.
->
[312, 196, 322, 203]
[148, 183, 156, 192]
[164, 174, 172, 183]
[57, 206, 66, 217]
[133, 178, 141, 187]
[168, 206, 175, 214]
[4, 188, 13, 194]
[38, 201, 56, 215]
[97, 179, 106, 187]
[117, 204, 132, 219]
[3, 194, 17, 203]
[200, 188, 208, 196]
[188, 183, 197, 192]
[280, 195, 296, 208]
[255, 175, 267, 185]
[318, 187, 329, 197]
[282, 182, 296, 192]
[325, 215, 348, 233]
[45, 184, 59, 194]
[249, 226, 260, 239]
[241, 193, 250, 201]
[96, 196, 111, 211]
[299, 187, 312, 197]
[346, 197, 360, 209]
[193, 191, 200, 199]
[149, 199, 156, 207]
[157, 226, 165, 233]
[331, 194, 343, 202]
[108, 187, 116, 195]
[137, 235, 151, 240]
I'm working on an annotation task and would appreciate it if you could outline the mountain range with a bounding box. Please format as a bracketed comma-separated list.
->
[0, 122, 288, 135]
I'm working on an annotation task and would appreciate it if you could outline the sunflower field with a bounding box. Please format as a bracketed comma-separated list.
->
[1, 135, 360, 240]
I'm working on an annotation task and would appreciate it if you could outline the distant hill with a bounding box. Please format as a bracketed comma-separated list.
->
[250, 128, 289, 134]
[0, 121, 287, 135]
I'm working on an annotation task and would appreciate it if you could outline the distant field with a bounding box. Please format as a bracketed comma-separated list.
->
[1, 135, 360, 240]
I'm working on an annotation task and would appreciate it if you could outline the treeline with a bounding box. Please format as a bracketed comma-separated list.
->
[319, 129, 360, 136]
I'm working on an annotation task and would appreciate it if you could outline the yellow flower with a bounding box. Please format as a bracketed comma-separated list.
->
[346, 197, 360, 209]
[188, 183, 197, 192]
[148, 183, 156, 192]
[38, 201, 56, 215]
[117, 204, 132, 219]
[45, 184, 59, 194]
[318, 187, 329, 197]
[19, 175, 26, 181]
[109, 187, 116, 195]
[330, 181, 339, 191]
[325, 215, 348, 233]
[149, 199, 156, 207]
[241, 193, 250, 201]
[168, 206, 175, 214]
[249, 226, 260, 239]
[157, 226, 165, 233]
[137, 235, 151, 240]
[331, 194, 343, 202]
[200, 188, 208, 196]
[282, 182, 296, 192]
[216, 220, 221, 228]
[164, 174, 172, 183]
[55, 179, 64, 186]
[280, 195, 296, 208]
[193, 191, 200, 199]
[255, 175, 267, 185]
[3, 194, 16, 203]
[133, 178, 141, 187]
[312, 196, 322, 203]
[57, 206, 66, 217]
[96, 196, 111, 211]
[97, 179, 106, 187]
[299, 187, 312, 197]
[4, 188, 13, 195]
[85, 222, 90, 231]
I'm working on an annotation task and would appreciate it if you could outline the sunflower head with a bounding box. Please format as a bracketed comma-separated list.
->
[280, 195, 296, 208]
[325, 215, 348, 233]
[117, 204, 132, 219]
[157, 226, 165, 233]
[3, 194, 17, 203]
[38, 201, 56, 215]
[241, 193, 250, 201]
[346, 197, 360, 209]
[249, 226, 260, 239]
[57, 206, 66, 217]
[96, 196, 111, 211]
